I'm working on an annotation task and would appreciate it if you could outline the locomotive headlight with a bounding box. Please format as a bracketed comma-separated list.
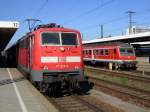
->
[60, 47, 65, 52]
[43, 65, 48, 70]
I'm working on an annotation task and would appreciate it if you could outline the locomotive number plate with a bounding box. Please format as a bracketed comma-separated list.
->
[58, 57, 66, 62]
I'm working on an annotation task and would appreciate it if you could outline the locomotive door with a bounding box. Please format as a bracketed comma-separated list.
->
[27, 36, 33, 71]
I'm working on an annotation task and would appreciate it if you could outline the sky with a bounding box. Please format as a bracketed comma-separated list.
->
[0, 0, 150, 47]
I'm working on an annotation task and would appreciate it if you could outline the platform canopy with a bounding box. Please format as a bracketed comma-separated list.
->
[0, 21, 19, 51]
[83, 32, 150, 45]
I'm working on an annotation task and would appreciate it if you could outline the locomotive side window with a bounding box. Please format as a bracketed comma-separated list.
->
[61, 33, 78, 46]
[42, 33, 60, 45]
[127, 48, 134, 56]
[20, 39, 27, 48]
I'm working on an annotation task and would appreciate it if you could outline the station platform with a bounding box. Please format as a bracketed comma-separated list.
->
[0, 68, 58, 112]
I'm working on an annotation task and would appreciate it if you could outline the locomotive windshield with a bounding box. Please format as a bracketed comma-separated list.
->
[42, 33, 60, 45]
[61, 33, 78, 45]
[120, 47, 134, 56]
[41, 32, 78, 46]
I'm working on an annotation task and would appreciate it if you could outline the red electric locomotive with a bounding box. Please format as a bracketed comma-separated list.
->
[83, 42, 137, 69]
[17, 23, 92, 93]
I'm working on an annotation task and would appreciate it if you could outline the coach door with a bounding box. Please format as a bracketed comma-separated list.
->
[91, 49, 94, 60]
[113, 48, 117, 60]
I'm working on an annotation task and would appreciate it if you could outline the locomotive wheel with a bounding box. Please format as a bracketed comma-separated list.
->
[56, 81, 61, 92]
[47, 82, 62, 96]
[47, 84, 52, 96]
[78, 81, 91, 94]
[132, 66, 137, 70]
[51, 83, 55, 96]
[71, 80, 78, 92]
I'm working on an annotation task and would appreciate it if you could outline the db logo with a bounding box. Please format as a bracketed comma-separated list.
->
[58, 57, 66, 62]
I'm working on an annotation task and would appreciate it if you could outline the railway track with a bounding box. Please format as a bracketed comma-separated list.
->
[46, 94, 104, 112]
[90, 77, 150, 108]
[85, 66, 150, 83]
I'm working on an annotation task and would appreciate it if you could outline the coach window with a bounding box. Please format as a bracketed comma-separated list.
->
[120, 48, 125, 52]
[120, 48, 125, 55]
[127, 48, 133, 53]
[93, 50, 95, 55]
[85, 50, 88, 55]
[100, 50, 104, 55]
[83, 50, 85, 55]
[89, 50, 91, 55]
[105, 49, 109, 55]
[87, 50, 89, 55]
[61, 33, 78, 46]
[99, 50, 101, 55]
[84, 50, 86, 54]
[114, 48, 117, 53]
[41, 33, 60, 45]
[127, 48, 134, 56]
[96, 50, 99, 55]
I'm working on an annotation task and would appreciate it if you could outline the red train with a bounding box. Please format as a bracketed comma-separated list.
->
[6, 23, 92, 94]
[83, 43, 137, 69]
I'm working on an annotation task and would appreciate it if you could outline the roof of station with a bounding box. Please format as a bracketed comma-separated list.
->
[83, 32, 150, 45]
[0, 21, 19, 51]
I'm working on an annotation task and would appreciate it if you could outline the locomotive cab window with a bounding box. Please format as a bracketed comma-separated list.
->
[127, 48, 134, 56]
[61, 33, 78, 46]
[120, 48, 125, 53]
[41, 32, 78, 46]
[41, 33, 60, 45]
[127, 48, 133, 53]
